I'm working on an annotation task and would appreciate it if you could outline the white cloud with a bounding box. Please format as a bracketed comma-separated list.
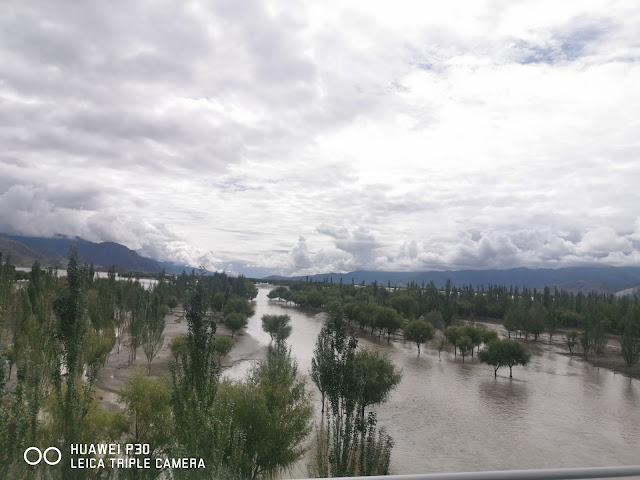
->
[1, 0, 640, 274]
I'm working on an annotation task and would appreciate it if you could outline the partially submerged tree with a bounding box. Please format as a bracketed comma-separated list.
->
[375, 307, 404, 342]
[566, 330, 579, 356]
[353, 348, 402, 418]
[225, 312, 248, 338]
[458, 335, 473, 363]
[261, 314, 291, 346]
[444, 325, 462, 357]
[479, 339, 531, 377]
[403, 319, 435, 354]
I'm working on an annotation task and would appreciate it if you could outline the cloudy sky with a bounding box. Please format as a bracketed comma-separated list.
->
[2, 1, 640, 276]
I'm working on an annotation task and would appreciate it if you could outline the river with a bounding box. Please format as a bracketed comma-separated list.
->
[227, 285, 640, 477]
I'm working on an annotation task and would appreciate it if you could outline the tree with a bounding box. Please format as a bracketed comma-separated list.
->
[444, 325, 462, 356]
[458, 335, 473, 363]
[51, 243, 94, 479]
[267, 286, 290, 302]
[566, 330, 579, 356]
[224, 344, 313, 479]
[169, 334, 188, 363]
[261, 314, 292, 345]
[167, 296, 179, 313]
[403, 320, 435, 354]
[118, 368, 173, 474]
[141, 293, 166, 374]
[225, 312, 248, 338]
[546, 307, 559, 344]
[215, 335, 235, 358]
[310, 412, 393, 478]
[309, 307, 396, 477]
[435, 337, 447, 360]
[353, 348, 402, 418]
[528, 302, 546, 342]
[620, 330, 640, 369]
[310, 325, 333, 414]
[462, 324, 485, 357]
[170, 279, 224, 476]
[224, 295, 255, 318]
[375, 307, 404, 342]
[479, 339, 531, 377]
[503, 304, 524, 339]
[482, 329, 499, 347]
[424, 310, 444, 330]
[620, 308, 640, 369]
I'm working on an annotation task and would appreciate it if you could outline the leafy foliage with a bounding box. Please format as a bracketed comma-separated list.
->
[479, 339, 531, 377]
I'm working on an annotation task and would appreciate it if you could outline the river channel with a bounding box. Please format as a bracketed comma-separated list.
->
[228, 285, 639, 476]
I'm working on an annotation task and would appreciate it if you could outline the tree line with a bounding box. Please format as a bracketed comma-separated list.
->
[266, 278, 640, 370]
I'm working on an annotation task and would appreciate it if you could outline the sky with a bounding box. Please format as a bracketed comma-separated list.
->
[1, 0, 640, 276]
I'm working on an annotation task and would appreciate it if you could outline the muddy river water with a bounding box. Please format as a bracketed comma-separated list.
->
[225, 285, 640, 476]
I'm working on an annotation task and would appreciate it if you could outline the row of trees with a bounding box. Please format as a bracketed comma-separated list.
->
[267, 278, 640, 370]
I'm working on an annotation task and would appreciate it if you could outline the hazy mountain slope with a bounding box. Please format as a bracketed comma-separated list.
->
[265, 266, 640, 292]
[0, 236, 65, 267]
[0, 234, 164, 272]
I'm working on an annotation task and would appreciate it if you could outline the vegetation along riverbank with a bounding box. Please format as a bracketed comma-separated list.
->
[1, 246, 639, 478]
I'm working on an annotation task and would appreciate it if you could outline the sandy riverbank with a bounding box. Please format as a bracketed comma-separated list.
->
[94, 305, 268, 410]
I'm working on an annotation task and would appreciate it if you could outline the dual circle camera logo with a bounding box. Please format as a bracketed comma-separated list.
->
[24, 447, 62, 466]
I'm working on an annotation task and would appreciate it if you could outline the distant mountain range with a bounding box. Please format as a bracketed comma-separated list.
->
[0, 234, 194, 274]
[264, 267, 640, 294]
[3, 233, 640, 293]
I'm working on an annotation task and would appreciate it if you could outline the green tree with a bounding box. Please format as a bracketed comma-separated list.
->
[423, 310, 444, 330]
[168, 334, 188, 363]
[142, 293, 166, 375]
[225, 312, 248, 338]
[224, 294, 255, 318]
[310, 325, 333, 414]
[51, 243, 94, 480]
[505, 304, 525, 339]
[353, 348, 402, 418]
[620, 307, 640, 368]
[403, 320, 435, 354]
[566, 330, 579, 355]
[118, 368, 173, 478]
[458, 335, 473, 363]
[309, 306, 395, 477]
[479, 339, 531, 377]
[528, 302, 546, 342]
[215, 335, 235, 358]
[170, 280, 225, 478]
[462, 324, 485, 357]
[261, 314, 291, 346]
[375, 306, 404, 342]
[167, 296, 179, 312]
[437, 337, 447, 360]
[444, 325, 462, 357]
[230, 345, 313, 479]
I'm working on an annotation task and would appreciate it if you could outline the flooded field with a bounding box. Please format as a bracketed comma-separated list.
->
[228, 285, 640, 476]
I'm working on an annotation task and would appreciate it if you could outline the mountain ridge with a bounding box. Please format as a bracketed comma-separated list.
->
[0, 234, 193, 274]
[264, 266, 640, 293]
